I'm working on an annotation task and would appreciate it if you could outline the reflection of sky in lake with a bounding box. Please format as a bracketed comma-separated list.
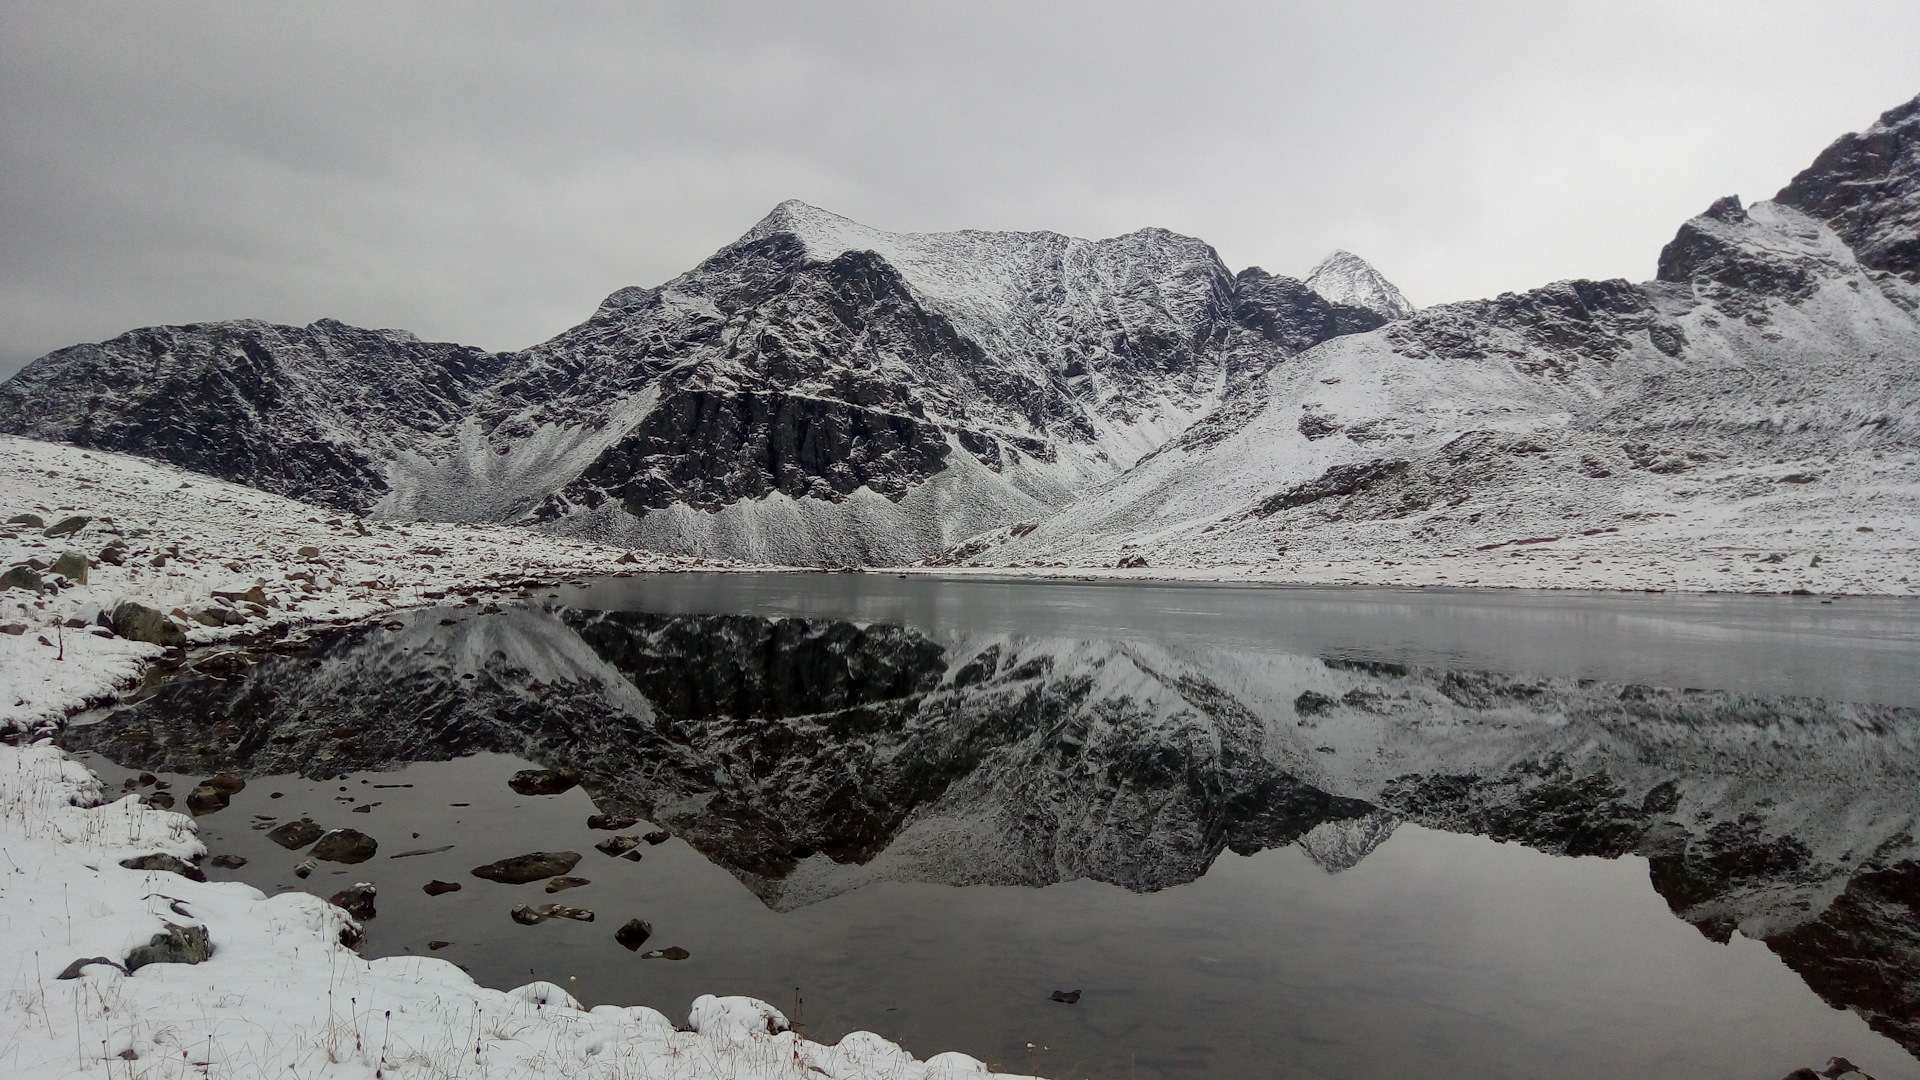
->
[68, 574, 1920, 1078]
[569, 574, 1920, 707]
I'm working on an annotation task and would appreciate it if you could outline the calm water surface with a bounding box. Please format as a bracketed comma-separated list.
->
[68, 575, 1920, 1079]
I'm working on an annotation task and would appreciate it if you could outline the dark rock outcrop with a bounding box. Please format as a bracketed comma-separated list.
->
[1777, 93, 1920, 282]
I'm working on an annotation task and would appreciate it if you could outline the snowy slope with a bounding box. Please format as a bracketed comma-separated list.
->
[0, 741, 1038, 1080]
[0, 206, 1388, 566]
[956, 95, 1920, 595]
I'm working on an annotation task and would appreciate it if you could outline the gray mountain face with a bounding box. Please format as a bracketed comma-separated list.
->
[0, 319, 506, 510]
[0, 202, 1387, 563]
[975, 94, 1920, 572]
[66, 604, 1920, 1055]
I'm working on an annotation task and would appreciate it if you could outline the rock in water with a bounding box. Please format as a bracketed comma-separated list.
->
[423, 880, 462, 896]
[184, 784, 230, 815]
[595, 835, 641, 858]
[472, 851, 582, 884]
[118, 853, 205, 882]
[309, 828, 378, 863]
[1050, 990, 1082, 1004]
[201, 771, 246, 794]
[110, 601, 186, 647]
[509, 903, 593, 925]
[587, 812, 639, 830]
[124, 923, 210, 971]
[615, 918, 653, 951]
[508, 768, 580, 796]
[208, 853, 247, 869]
[266, 818, 325, 849]
[640, 947, 689, 960]
[545, 876, 590, 893]
[642, 829, 671, 845]
[328, 883, 377, 920]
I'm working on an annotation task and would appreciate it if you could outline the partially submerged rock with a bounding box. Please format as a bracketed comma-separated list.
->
[309, 828, 378, 863]
[615, 918, 653, 951]
[587, 812, 639, 830]
[508, 768, 580, 796]
[545, 875, 590, 893]
[328, 883, 377, 920]
[266, 818, 325, 849]
[595, 835, 641, 858]
[185, 784, 230, 815]
[511, 903, 594, 925]
[423, 879, 462, 896]
[472, 851, 581, 884]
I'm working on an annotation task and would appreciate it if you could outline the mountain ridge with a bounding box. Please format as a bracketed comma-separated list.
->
[3, 93, 1917, 580]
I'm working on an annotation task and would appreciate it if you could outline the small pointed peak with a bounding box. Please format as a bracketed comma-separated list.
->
[1306, 251, 1414, 320]
[1703, 195, 1746, 223]
[737, 200, 882, 260]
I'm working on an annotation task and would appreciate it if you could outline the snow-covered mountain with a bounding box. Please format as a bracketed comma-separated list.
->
[5, 93, 1915, 576]
[67, 604, 1920, 1052]
[959, 94, 1920, 577]
[1306, 250, 1415, 320]
[0, 203, 1389, 565]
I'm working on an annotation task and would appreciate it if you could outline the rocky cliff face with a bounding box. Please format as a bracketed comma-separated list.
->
[65, 603, 1920, 1053]
[0, 319, 506, 510]
[0, 203, 1391, 564]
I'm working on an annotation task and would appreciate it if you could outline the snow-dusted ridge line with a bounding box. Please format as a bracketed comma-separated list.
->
[0, 192, 1398, 566]
[0, 438, 1039, 1078]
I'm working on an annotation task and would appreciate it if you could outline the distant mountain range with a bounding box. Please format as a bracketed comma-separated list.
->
[4, 94, 1917, 569]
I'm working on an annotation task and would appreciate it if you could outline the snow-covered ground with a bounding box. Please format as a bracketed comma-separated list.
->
[0, 742, 1029, 1079]
[1, 435, 1032, 1079]
[0, 434, 732, 737]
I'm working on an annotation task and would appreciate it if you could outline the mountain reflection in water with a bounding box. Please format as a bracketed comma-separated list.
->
[66, 598, 1920, 1062]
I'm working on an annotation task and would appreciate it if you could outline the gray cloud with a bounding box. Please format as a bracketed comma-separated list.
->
[3, 0, 1916, 377]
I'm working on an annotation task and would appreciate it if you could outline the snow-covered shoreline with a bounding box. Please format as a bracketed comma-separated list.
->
[1, 436, 1036, 1079]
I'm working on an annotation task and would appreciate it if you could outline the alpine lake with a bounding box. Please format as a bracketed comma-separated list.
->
[63, 573, 1920, 1080]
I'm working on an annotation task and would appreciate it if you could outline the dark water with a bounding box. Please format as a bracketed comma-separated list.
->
[66, 575, 1920, 1079]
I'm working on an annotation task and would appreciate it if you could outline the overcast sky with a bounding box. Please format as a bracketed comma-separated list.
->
[2, 2, 1916, 378]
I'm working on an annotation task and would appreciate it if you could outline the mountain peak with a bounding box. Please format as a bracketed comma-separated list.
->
[1305, 251, 1414, 320]
[739, 200, 887, 261]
